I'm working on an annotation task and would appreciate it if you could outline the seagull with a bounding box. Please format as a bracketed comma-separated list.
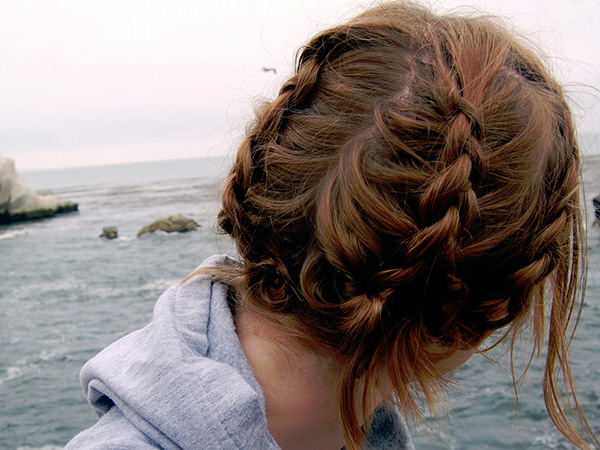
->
[262, 67, 277, 74]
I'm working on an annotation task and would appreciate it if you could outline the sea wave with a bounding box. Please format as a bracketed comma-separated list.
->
[0, 347, 67, 386]
[0, 364, 27, 385]
[16, 446, 63, 450]
[0, 229, 29, 240]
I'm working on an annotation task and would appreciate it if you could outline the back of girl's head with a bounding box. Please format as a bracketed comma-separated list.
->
[218, 2, 589, 448]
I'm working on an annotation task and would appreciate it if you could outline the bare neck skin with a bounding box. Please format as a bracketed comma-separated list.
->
[235, 307, 346, 450]
[234, 305, 487, 450]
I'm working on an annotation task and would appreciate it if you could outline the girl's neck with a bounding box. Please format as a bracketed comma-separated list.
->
[235, 306, 346, 450]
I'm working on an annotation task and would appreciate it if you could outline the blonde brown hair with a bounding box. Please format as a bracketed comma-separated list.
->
[214, 2, 595, 448]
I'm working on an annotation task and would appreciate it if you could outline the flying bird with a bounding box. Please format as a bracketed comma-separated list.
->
[262, 67, 277, 74]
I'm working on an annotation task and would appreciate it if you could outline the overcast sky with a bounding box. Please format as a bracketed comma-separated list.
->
[1, 0, 598, 171]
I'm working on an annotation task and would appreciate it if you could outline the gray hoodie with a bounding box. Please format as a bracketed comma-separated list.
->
[65, 255, 414, 450]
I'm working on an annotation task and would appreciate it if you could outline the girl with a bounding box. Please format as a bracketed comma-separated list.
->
[66, 2, 597, 449]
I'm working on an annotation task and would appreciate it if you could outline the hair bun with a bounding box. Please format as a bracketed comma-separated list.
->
[339, 293, 387, 338]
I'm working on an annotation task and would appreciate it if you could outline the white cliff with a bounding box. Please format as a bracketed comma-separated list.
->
[0, 153, 77, 223]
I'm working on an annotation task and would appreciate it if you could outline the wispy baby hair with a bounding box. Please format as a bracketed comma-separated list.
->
[216, 2, 592, 448]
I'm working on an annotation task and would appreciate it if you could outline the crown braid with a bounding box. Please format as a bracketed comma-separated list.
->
[214, 3, 592, 449]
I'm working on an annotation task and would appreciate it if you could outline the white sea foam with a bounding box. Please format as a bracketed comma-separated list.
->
[89, 278, 178, 299]
[14, 279, 81, 301]
[533, 433, 561, 449]
[0, 364, 26, 385]
[0, 346, 67, 386]
[0, 229, 28, 240]
[16, 446, 63, 450]
[38, 347, 64, 362]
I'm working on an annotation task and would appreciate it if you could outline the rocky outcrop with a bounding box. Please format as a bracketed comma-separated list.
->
[593, 195, 600, 227]
[137, 214, 199, 237]
[100, 226, 118, 239]
[0, 153, 78, 224]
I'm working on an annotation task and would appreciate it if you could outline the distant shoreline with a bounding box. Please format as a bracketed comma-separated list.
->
[20, 155, 233, 192]
[20, 154, 233, 175]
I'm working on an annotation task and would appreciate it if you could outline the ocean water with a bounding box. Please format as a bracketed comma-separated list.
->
[1, 155, 599, 449]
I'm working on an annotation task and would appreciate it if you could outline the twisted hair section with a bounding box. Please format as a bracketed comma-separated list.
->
[212, 2, 592, 449]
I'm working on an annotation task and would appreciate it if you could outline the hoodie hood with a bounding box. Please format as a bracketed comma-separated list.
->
[68, 255, 414, 450]
[79, 255, 277, 449]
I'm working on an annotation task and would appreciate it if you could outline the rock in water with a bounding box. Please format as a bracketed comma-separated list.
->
[593, 195, 600, 219]
[137, 214, 199, 237]
[593, 195, 600, 228]
[0, 153, 78, 224]
[100, 226, 118, 239]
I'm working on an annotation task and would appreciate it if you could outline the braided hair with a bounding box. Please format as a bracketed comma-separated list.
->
[214, 2, 592, 448]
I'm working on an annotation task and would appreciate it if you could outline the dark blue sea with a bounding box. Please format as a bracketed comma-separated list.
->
[1, 155, 599, 449]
